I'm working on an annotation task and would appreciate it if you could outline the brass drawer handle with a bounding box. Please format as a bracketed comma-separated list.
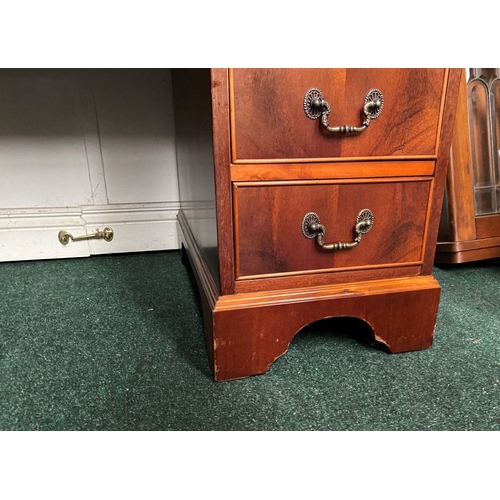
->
[301, 210, 374, 250]
[58, 227, 114, 245]
[303, 88, 384, 134]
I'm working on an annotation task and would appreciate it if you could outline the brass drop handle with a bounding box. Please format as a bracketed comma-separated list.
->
[301, 210, 374, 250]
[58, 227, 114, 245]
[303, 88, 384, 134]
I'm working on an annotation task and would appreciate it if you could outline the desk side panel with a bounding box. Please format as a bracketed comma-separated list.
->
[172, 69, 219, 289]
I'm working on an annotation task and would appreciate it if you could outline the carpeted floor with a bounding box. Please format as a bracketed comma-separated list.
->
[0, 250, 499, 431]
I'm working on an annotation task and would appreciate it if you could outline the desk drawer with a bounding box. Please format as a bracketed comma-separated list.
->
[234, 179, 430, 279]
[230, 68, 446, 163]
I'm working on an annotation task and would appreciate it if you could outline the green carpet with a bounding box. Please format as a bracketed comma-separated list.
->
[0, 251, 499, 430]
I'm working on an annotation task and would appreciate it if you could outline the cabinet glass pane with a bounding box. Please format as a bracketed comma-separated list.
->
[475, 186, 496, 215]
[468, 79, 493, 190]
[491, 78, 500, 189]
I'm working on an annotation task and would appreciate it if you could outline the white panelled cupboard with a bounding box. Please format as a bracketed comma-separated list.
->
[0, 69, 179, 261]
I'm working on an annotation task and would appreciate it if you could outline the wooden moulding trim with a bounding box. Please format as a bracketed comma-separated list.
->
[177, 210, 219, 309]
[419, 181, 437, 269]
[434, 69, 450, 158]
[228, 68, 238, 165]
[230, 161, 435, 181]
[420, 177, 436, 263]
[232, 176, 432, 189]
[445, 70, 476, 242]
[235, 265, 422, 294]
[420, 70, 451, 265]
[236, 261, 423, 281]
[211, 68, 236, 296]
[476, 214, 500, 239]
[215, 275, 440, 312]
[436, 235, 500, 253]
[435, 246, 500, 264]
[231, 155, 437, 165]
[421, 68, 462, 275]
[232, 182, 241, 283]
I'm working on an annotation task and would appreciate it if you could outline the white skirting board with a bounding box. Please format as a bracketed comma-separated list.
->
[0, 203, 180, 262]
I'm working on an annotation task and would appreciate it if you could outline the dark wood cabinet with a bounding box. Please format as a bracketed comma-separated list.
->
[173, 69, 461, 381]
[436, 69, 500, 264]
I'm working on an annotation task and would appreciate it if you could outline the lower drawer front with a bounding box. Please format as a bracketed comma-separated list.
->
[234, 180, 431, 279]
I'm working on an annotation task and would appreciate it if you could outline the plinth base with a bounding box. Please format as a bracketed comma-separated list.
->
[179, 213, 441, 381]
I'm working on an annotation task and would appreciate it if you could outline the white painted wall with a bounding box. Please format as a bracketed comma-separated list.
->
[0, 69, 180, 262]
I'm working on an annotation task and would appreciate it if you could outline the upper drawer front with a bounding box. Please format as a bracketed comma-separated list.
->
[230, 68, 446, 162]
[234, 180, 430, 279]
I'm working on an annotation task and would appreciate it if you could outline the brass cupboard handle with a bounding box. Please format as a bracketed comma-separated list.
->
[301, 210, 374, 250]
[58, 227, 114, 245]
[303, 88, 384, 134]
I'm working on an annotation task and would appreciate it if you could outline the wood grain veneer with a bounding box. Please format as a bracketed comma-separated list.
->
[230, 68, 446, 162]
[230, 160, 435, 181]
[234, 180, 430, 278]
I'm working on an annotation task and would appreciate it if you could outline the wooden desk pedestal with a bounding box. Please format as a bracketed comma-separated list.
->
[173, 69, 460, 381]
